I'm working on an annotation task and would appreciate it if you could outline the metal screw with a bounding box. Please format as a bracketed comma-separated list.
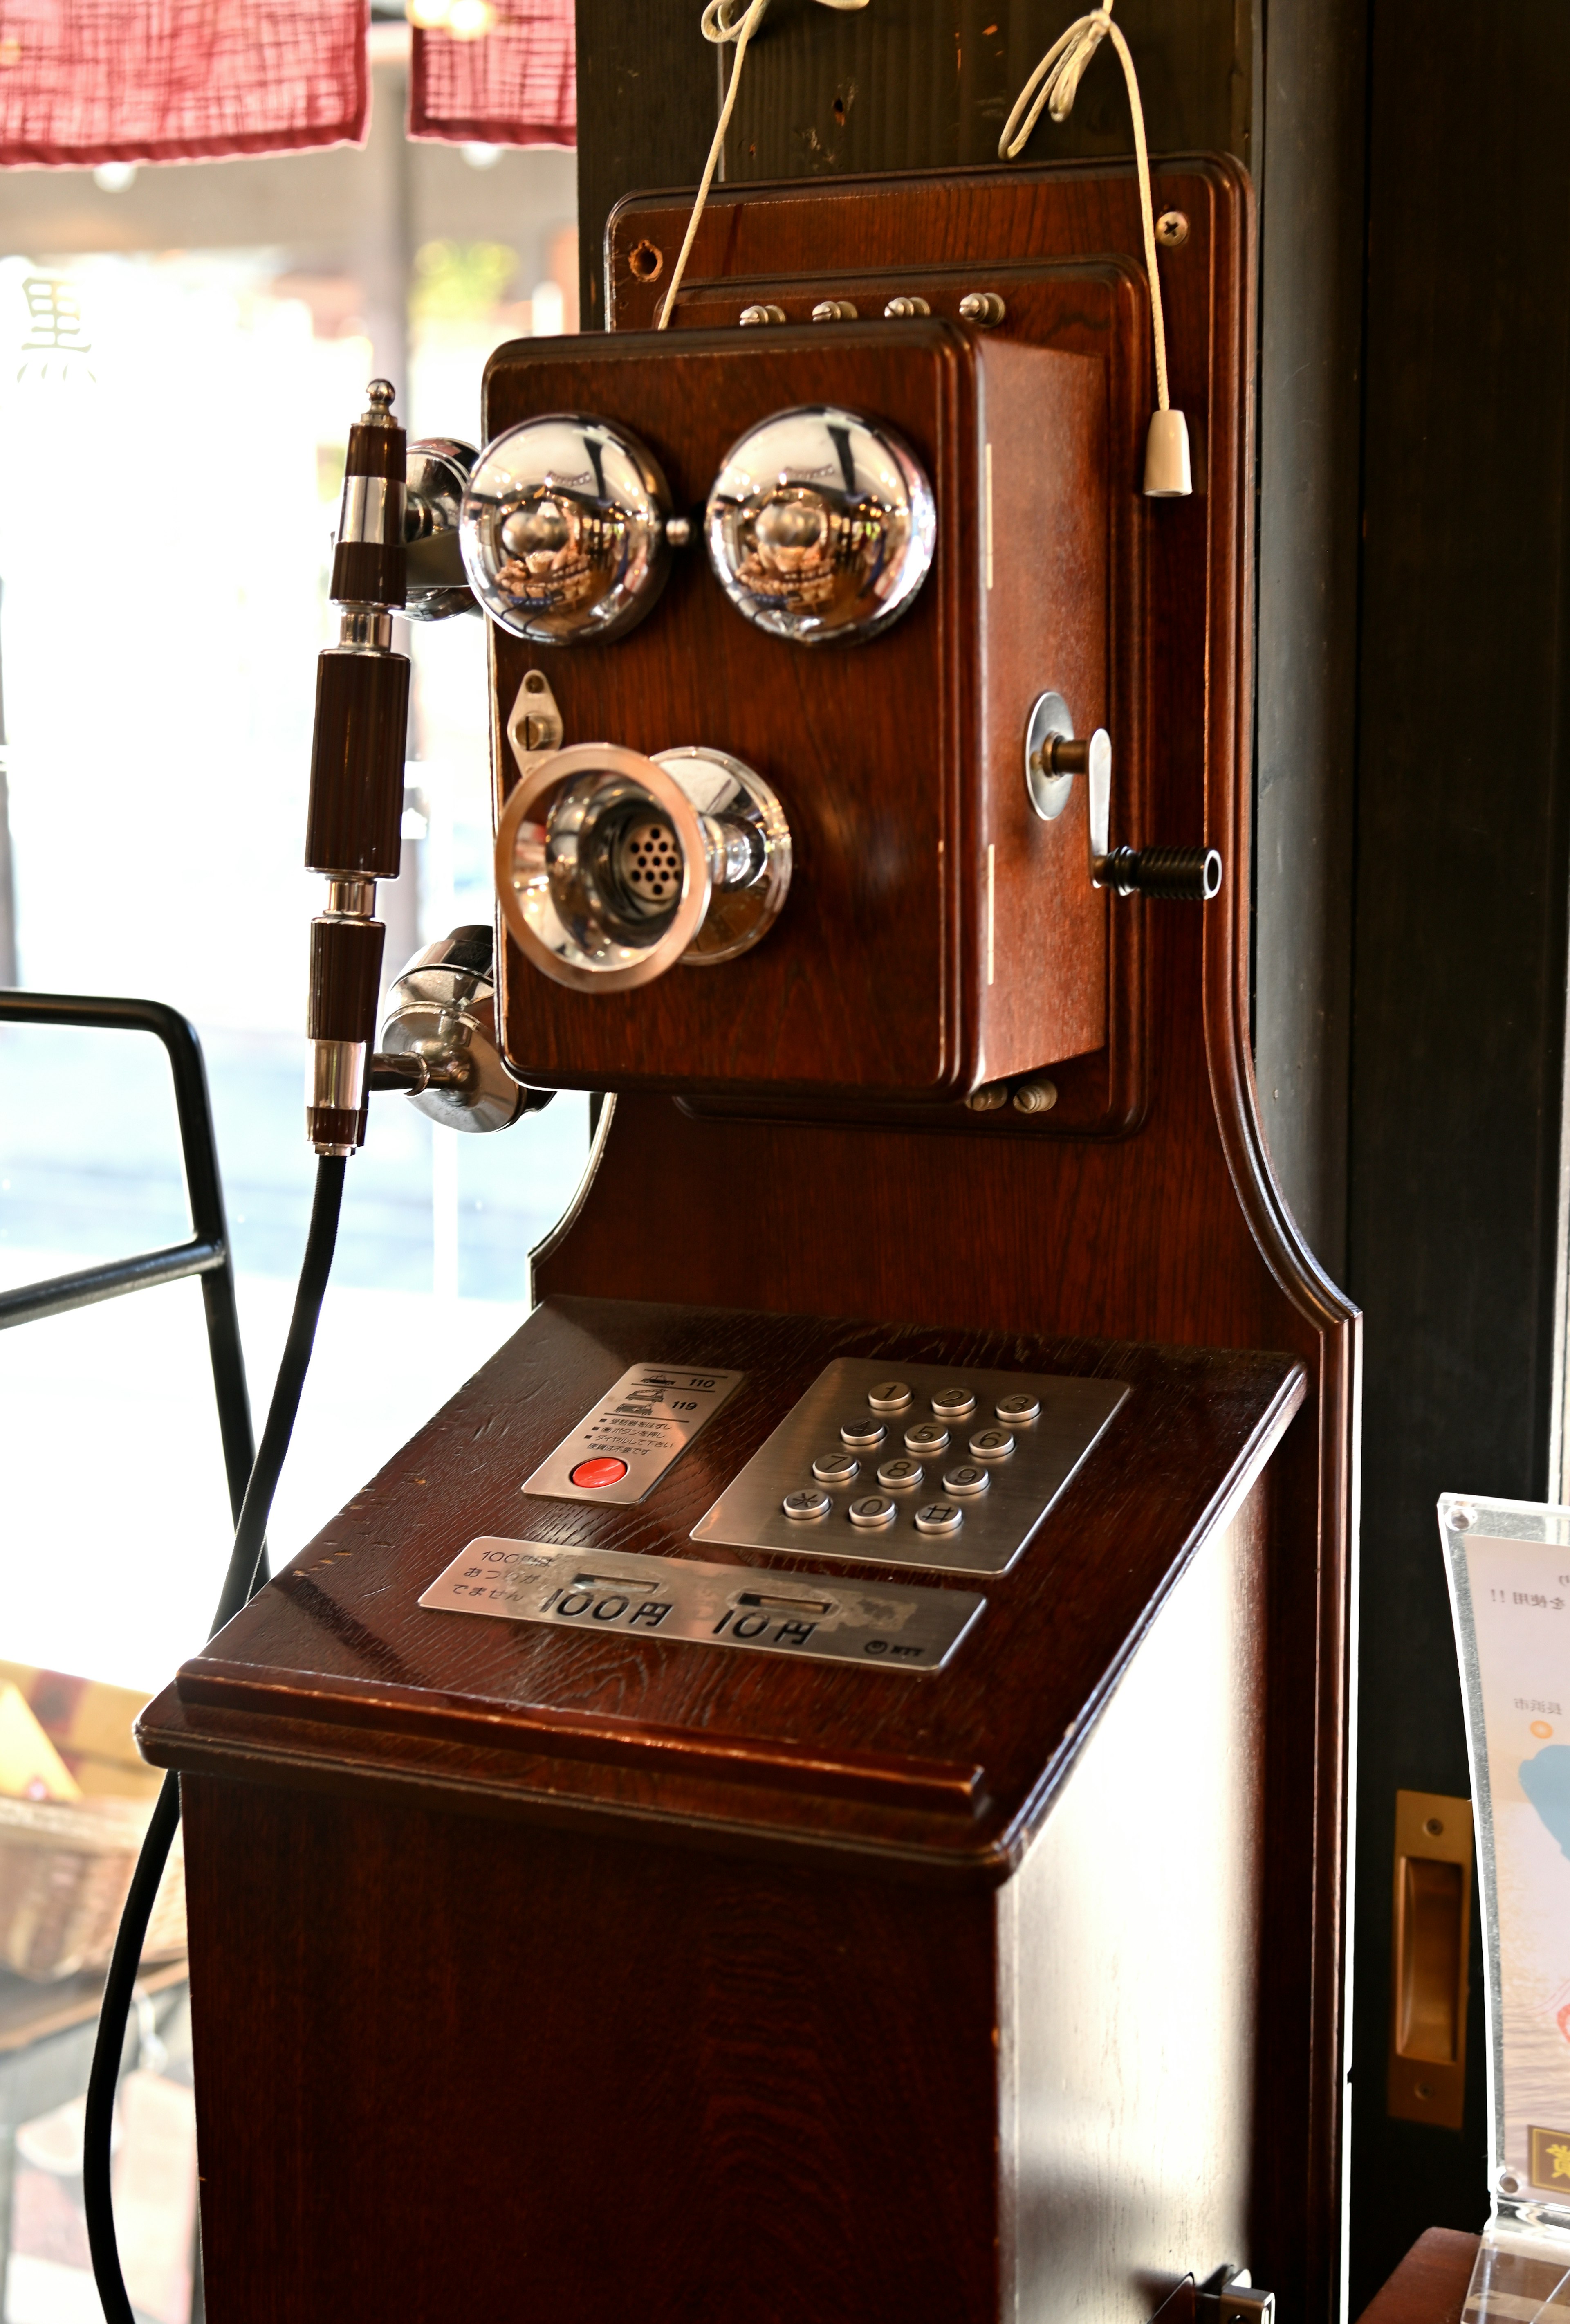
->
[1449, 1501, 1478, 1530]
[966, 1082, 1008, 1112]
[1424, 1816, 1444, 1837]
[1155, 211, 1189, 247]
[811, 299, 859, 322]
[884, 295, 931, 318]
[739, 302, 785, 326]
[959, 292, 1006, 326]
[1013, 1080, 1058, 1115]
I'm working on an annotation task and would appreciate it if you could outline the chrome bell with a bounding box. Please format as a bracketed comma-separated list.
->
[494, 745, 792, 992]
[459, 415, 675, 643]
[705, 404, 936, 645]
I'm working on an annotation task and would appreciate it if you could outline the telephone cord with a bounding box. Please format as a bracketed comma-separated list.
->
[998, 4, 1172, 415]
[657, 0, 869, 330]
[82, 1153, 349, 2324]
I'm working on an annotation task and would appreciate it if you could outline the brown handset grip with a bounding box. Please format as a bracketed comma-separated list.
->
[304, 648, 409, 878]
[308, 915, 385, 1046]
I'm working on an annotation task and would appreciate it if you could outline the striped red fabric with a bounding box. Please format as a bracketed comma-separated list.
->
[409, 0, 574, 146]
[0, 0, 369, 167]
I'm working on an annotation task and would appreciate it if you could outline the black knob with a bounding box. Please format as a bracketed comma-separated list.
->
[1099, 844, 1222, 901]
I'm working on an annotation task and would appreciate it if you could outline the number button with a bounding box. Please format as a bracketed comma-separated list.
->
[813, 1450, 860, 1484]
[969, 1426, 1014, 1459]
[867, 1379, 913, 1412]
[996, 1391, 1041, 1423]
[848, 1493, 898, 1528]
[877, 1455, 924, 1489]
[905, 1419, 950, 1454]
[841, 1414, 887, 1449]
[930, 1385, 976, 1419]
[942, 1463, 990, 1497]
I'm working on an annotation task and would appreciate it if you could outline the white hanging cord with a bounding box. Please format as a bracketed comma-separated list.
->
[657, 0, 870, 331]
[999, 4, 1191, 493]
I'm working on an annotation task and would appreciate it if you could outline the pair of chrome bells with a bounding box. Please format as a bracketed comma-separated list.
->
[494, 735, 791, 992]
[457, 407, 935, 648]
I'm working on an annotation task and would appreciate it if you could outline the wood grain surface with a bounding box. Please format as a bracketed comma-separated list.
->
[527, 157, 1361, 2315]
[484, 319, 1110, 1096]
[140, 1296, 1302, 1879]
[157, 1304, 1283, 2324]
[141, 153, 1359, 2322]
[181, 1775, 1006, 2324]
[1354, 2229, 1479, 2324]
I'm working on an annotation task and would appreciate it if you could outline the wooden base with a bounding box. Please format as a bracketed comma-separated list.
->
[142, 1300, 1301, 2322]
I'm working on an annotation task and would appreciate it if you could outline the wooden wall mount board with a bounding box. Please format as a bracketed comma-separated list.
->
[485, 318, 1111, 1099]
[138, 1297, 1303, 1879]
[662, 254, 1151, 1137]
[507, 157, 1361, 2317]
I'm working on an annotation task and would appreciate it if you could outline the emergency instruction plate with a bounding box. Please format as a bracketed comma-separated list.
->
[522, 1363, 744, 1504]
[419, 1539, 984, 1672]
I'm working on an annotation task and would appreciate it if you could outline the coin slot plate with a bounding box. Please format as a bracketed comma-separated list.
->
[419, 1539, 983, 1671]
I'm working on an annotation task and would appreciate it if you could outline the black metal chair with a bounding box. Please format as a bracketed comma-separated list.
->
[0, 990, 255, 2324]
[0, 992, 256, 1523]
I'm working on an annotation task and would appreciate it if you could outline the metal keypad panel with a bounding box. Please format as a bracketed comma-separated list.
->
[691, 1358, 1128, 1575]
[419, 1539, 984, 1672]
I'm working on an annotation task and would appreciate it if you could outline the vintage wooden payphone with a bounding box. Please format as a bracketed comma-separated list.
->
[132, 152, 1357, 2324]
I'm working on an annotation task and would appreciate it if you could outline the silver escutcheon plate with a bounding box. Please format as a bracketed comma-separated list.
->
[691, 1357, 1128, 1575]
[419, 1540, 984, 1673]
[522, 1363, 744, 1505]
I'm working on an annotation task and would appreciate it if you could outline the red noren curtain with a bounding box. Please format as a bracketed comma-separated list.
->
[0, 0, 370, 168]
[409, 0, 574, 146]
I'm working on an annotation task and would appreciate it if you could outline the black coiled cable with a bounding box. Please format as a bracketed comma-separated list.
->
[83, 1154, 348, 2324]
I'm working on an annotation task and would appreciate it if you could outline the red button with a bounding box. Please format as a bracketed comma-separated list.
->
[570, 1457, 628, 1489]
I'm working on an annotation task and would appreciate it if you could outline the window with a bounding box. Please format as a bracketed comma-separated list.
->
[0, 63, 584, 2314]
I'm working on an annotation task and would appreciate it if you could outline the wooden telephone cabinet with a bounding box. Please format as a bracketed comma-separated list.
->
[138, 154, 1357, 2323]
[485, 320, 1111, 1096]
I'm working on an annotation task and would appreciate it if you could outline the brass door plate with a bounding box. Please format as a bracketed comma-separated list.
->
[1388, 1787, 1474, 2129]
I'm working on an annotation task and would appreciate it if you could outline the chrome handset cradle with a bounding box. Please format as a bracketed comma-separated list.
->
[403, 438, 481, 621]
[375, 928, 550, 1132]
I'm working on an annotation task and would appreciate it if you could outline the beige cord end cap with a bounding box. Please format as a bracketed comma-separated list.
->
[1143, 408, 1193, 497]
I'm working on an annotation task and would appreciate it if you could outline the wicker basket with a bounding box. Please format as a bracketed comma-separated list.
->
[0, 1787, 185, 1981]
